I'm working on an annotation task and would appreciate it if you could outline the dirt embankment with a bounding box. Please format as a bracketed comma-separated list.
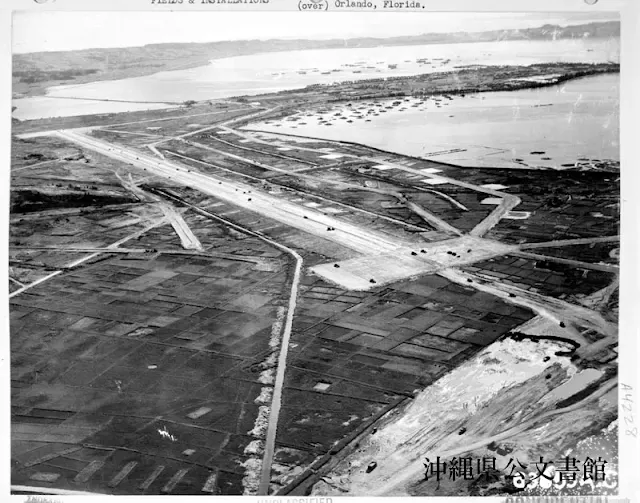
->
[306, 335, 616, 497]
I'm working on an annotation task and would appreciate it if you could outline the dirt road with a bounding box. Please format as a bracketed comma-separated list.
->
[144, 190, 303, 496]
[9, 217, 168, 298]
[367, 377, 617, 496]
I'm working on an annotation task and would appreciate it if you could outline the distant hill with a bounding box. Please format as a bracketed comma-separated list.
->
[13, 21, 620, 97]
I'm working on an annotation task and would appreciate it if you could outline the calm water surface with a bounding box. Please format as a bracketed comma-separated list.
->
[248, 73, 619, 169]
[13, 37, 619, 120]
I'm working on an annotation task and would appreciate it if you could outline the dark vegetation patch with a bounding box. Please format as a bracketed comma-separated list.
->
[14, 68, 99, 84]
[11, 188, 137, 213]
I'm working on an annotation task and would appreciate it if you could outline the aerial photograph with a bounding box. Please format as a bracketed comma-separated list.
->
[10, 11, 621, 497]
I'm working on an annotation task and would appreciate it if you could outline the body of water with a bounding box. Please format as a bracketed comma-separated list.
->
[12, 96, 172, 122]
[13, 37, 619, 120]
[248, 73, 619, 169]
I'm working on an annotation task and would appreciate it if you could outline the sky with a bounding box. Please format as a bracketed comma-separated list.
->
[12, 11, 619, 54]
